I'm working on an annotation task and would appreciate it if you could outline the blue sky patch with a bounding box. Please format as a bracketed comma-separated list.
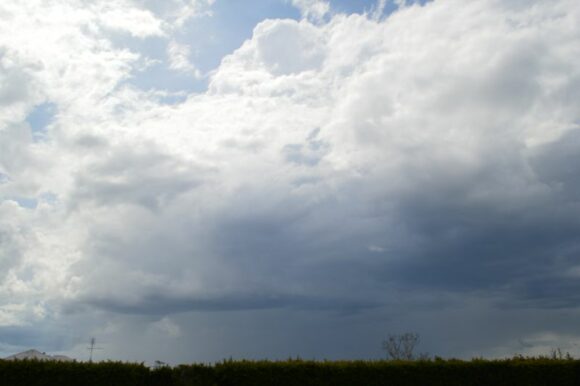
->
[12, 197, 38, 209]
[25, 102, 56, 141]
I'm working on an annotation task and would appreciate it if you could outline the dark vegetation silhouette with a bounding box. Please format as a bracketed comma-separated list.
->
[1, 336, 578, 386]
[2, 355, 580, 386]
[382, 332, 429, 360]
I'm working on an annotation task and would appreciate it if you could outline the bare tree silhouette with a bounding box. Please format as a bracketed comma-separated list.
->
[382, 332, 426, 360]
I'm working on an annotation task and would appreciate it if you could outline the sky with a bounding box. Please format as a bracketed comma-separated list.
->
[0, 0, 579, 365]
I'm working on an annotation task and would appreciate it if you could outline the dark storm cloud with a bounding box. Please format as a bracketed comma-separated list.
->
[357, 131, 580, 309]
[83, 291, 379, 315]
[78, 120, 580, 316]
[531, 128, 580, 200]
[0, 325, 72, 352]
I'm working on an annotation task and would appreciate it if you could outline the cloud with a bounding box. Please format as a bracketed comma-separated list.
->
[69, 143, 204, 210]
[0, 203, 27, 285]
[282, 128, 329, 166]
[167, 40, 201, 77]
[83, 292, 378, 316]
[290, 0, 330, 22]
[254, 19, 326, 76]
[91, 1, 165, 37]
[151, 317, 181, 338]
[1, 0, 580, 363]
[136, 0, 215, 28]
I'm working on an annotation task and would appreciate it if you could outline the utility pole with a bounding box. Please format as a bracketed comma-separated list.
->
[87, 337, 102, 362]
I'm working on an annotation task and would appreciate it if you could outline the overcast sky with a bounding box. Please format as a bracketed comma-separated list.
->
[1, 0, 579, 364]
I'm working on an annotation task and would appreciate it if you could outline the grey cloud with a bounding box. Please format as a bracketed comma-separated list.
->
[0, 124, 35, 176]
[0, 227, 23, 281]
[0, 325, 71, 352]
[71, 145, 206, 210]
[282, 128, 329, 166]
[83, 292, 379, 316]
[0, 122, 52, 200]
[73, 134, 109, 149]
[0, 201, 33, 284]
[0, 59, 32, 106]
[530, 128, 580, 200]
[513, 275, 580, 310]
[349, 135, 580, 309]
[68, 185, 379, 318]
[443, 41, 545, 117]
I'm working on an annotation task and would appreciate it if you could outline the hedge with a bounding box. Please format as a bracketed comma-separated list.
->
[1, 357, 579, 386]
